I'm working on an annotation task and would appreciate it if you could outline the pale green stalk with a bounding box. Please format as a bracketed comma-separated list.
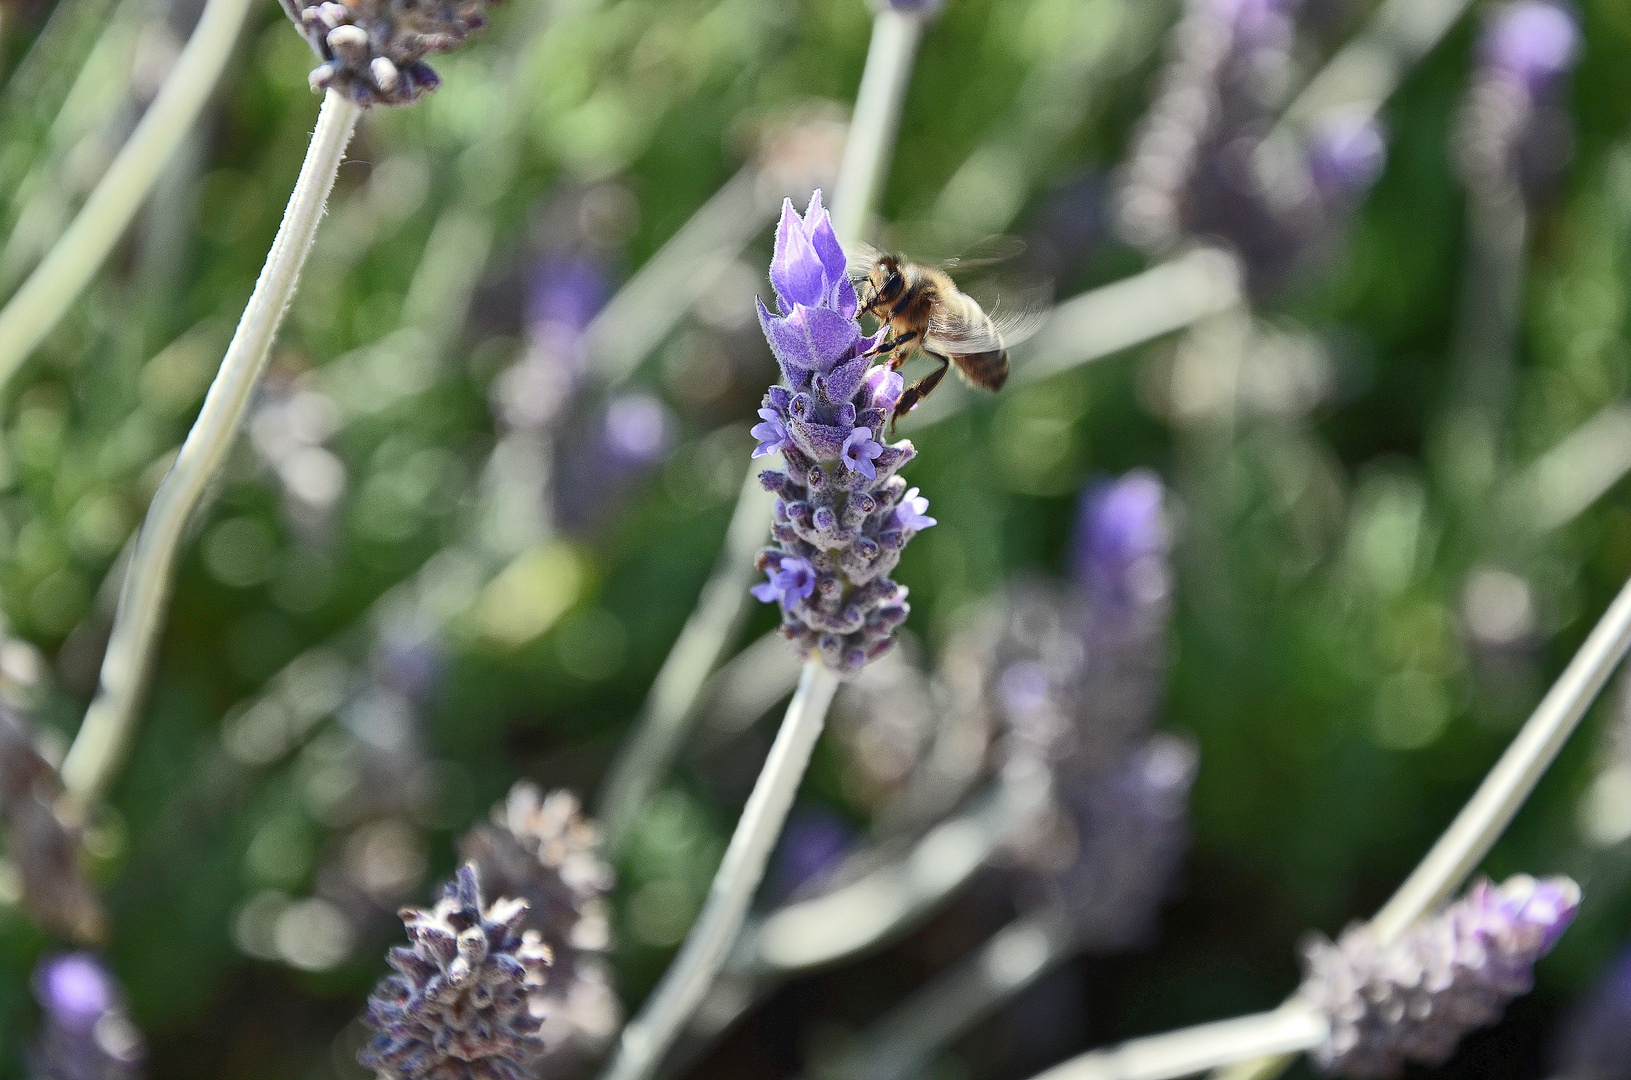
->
[60, 92, 361, 805]
[0, 0, 252, 392]
[598, 661, 841, 1080]
[1034, 1008, 1327, 1080]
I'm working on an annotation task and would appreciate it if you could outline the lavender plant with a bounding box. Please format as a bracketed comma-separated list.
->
[1303, 875, 1580, 1078]
[359, 864, 553, 1080]
[29, 953, 145, 1080]
[458, 784, 621, 1072]
[751, 191, 930, 674]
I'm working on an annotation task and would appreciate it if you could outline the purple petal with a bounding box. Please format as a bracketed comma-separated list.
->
[803, 191, 858, 318]
[796, 306, 863, 369]
[771, 199, 826, 309]
[759, 299, 822, 378]
[751, 581, 781, 603]
[863, 366, 905, 414]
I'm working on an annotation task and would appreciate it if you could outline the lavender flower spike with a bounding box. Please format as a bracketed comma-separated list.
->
[752, 191, 931, 674]
[280, 0, 497, 105]
[30, 953, 144, 1080]
[360, 864, 553, 1080]
[1302, 874, 1580, 1078]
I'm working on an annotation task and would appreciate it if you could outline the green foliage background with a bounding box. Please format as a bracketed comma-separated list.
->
[3, 0, 1631, 1076]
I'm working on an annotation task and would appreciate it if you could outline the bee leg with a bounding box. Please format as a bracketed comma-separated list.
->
[863, 330, 917, 359]
[889, 352, 950, 432]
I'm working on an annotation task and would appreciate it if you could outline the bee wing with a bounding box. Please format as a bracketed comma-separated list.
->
[845, 239, 886, 282]
[926, 280, 1052, 353]
[940, 234, 1027, 272]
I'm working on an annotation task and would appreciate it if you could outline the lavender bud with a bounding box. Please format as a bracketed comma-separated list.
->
[457, 785, 620, 1072]
[0, 708, 106, 944]
[359, 864, 553, 1080]
[751, 191, 932, 675]
[30, 953, 144, 1080]
[1303, 874, 1581, 1078]
[279, 0, 496, 106]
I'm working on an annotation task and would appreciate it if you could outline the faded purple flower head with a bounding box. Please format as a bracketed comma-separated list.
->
[1552, 942, 1631, 1080]
[1483, 1, 1579, 92]
[1307, 112, 1388, 203]
[280, 0, 495, 105]
[752, 191, 928, 673]
[30, 953, 143, 1080]
[1304, 874, 1581, 1078]
[1073, 470, 1170, 610]
[529, 255, 608, 335]
[601, 393, 675, 468]
[772, 806, 853, 897]
[359, 864, 553, 1080]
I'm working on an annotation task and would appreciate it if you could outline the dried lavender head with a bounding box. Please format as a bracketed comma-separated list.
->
[0, 708, 105, 943]
[751, 191, 930, 675]
[279, 0, 496, 106]
[1552, 943, 1631, 1080]
[359, 864, 552, 1080]
[30, 953, 144, 1080]
[1303, 874, 1581, 1078]
[457, 785, 620, 1072]
[1457, 1, 1580, 203]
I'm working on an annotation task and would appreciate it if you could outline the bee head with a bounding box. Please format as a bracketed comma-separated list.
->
[868, 256, 905, 308]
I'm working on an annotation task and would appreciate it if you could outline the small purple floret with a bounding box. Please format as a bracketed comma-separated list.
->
[752, 557, 818, 607]
[1483, 0, 1579, 90]
[752, 409, 789, 458]
[841, 428, 884, 479]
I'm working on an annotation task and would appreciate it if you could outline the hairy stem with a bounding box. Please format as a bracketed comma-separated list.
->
[60, 91, 361, 805]
[0, 0, 253, 391]
[598, 660, 841, 1080]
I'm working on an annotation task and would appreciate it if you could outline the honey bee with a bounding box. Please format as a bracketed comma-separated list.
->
[853, 248, 1041, 429]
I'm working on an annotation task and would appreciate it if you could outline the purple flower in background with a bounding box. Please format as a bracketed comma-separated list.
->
[1303, 874, 1580, 1078]
[772, 806, 853, 897]
[1552, 943, 1631, 1080]
[1074, 470, 1170, 609]
[752, 557, 818, 607]
[1483, 0, 1579, 90]
[30, 953, 144, 1080]
[1307, 113, 1388, 202]
[1458, 1, 1580, 202]
[495, 253, 610, 433]
[555, 392, 678, 535]
[1116, 0, 1388, 293]
[751, 192, 927, 673]
[752, 408, 789, 458]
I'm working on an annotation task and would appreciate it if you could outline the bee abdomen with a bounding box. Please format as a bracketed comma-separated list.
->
[953, 348, 1009, 391]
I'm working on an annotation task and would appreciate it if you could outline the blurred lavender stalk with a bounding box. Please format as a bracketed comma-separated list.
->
[1447, 0, 1579, 478]
[0, 0, 253, 391]
[30, 953, 145, 1080]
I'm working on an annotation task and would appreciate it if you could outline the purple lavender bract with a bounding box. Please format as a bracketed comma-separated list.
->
[1303, 874, 1581, 1078]
[751, 191, 931, 674]
[359, 864, 552, 1080]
